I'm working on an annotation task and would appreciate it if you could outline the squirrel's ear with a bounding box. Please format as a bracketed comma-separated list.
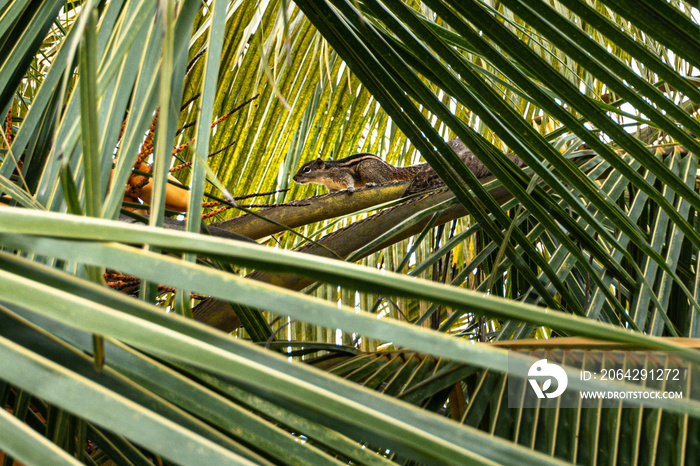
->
[315, 157, 324, 167]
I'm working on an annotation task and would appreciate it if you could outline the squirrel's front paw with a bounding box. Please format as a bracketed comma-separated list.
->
[346, 187, 355, 194]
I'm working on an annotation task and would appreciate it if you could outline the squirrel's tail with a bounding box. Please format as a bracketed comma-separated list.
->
[394, 163, 428, 180]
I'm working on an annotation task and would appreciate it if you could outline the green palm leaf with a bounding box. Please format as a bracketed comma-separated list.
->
[2, 0, 700, 463]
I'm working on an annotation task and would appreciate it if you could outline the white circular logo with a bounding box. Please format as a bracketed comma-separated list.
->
[528, 359, 568, 398]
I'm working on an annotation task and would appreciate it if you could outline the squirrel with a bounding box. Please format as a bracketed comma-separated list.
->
[292, 153, 426, 193]
[403, 138, 527, 195]
[293, 139, 528, 195]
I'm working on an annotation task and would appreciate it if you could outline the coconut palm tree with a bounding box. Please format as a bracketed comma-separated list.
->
[0, 0, 699, 464]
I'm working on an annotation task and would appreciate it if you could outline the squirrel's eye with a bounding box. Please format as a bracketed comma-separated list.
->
[304, 167, 311, 173]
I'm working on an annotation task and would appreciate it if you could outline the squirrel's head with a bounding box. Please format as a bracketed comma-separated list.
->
[292, 157, 326, 184]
